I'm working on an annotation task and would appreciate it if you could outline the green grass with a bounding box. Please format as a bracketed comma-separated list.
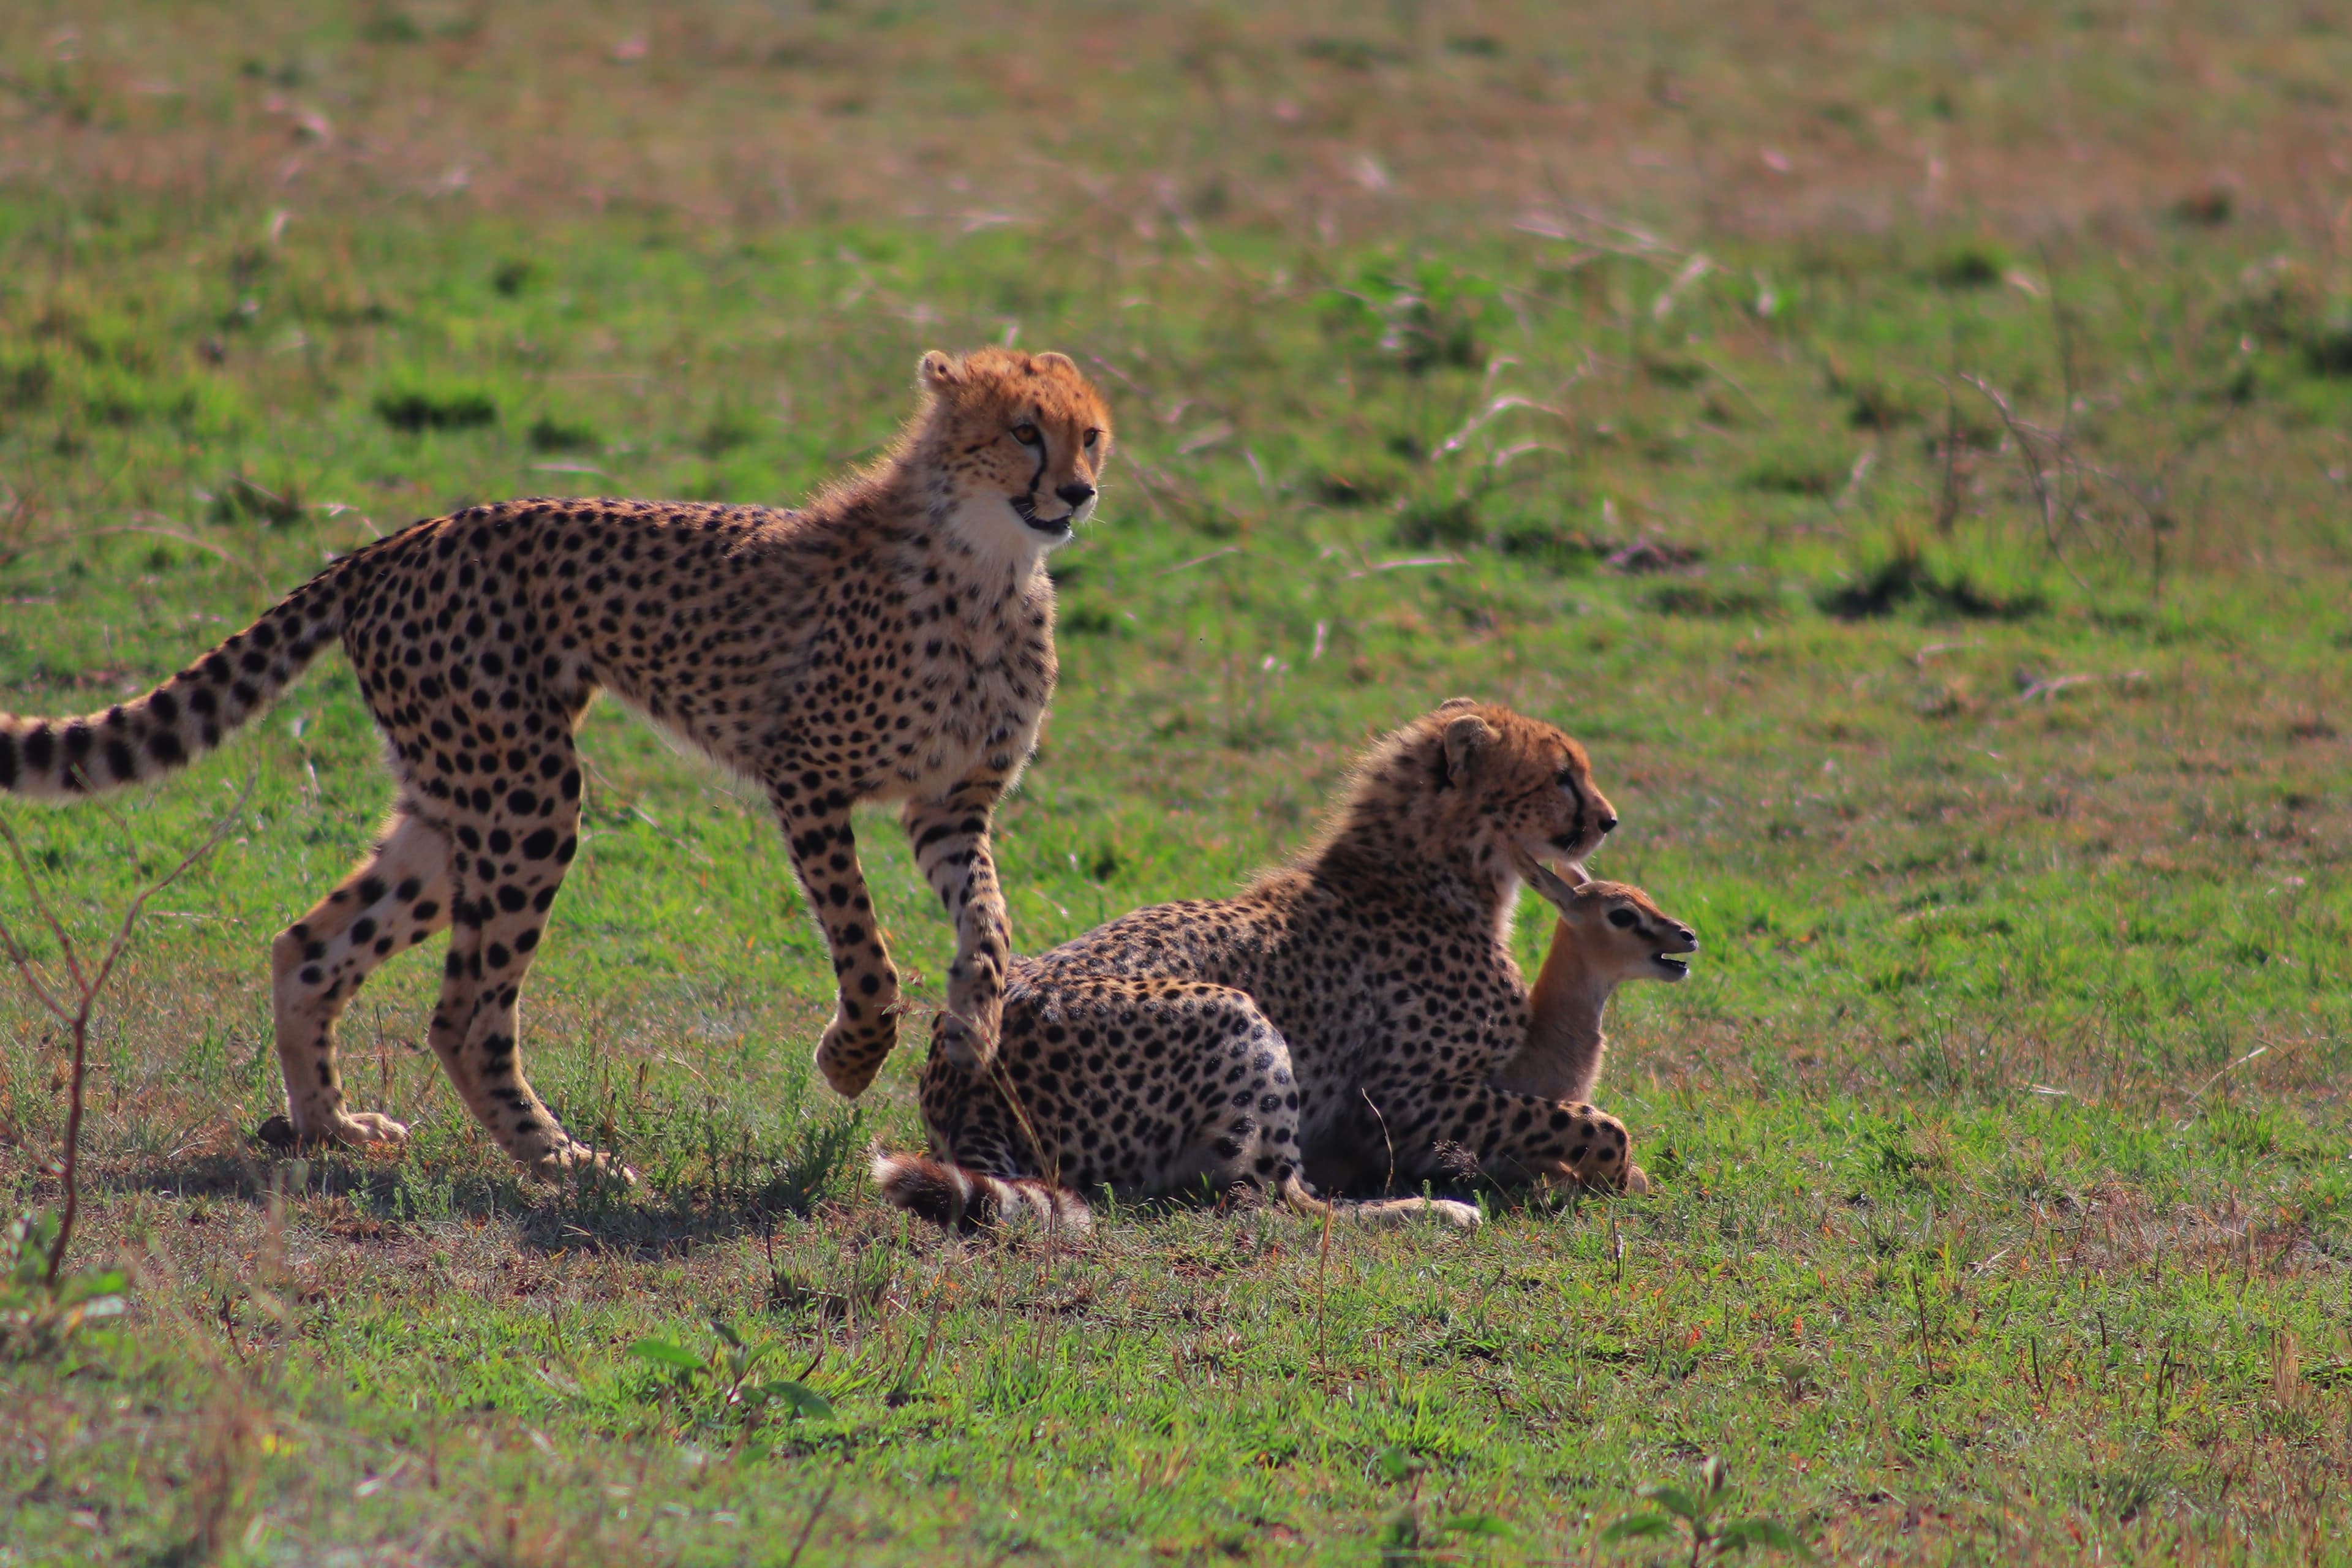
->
[3, 2, 2352, 1563]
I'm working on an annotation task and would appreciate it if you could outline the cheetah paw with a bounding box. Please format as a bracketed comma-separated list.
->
[1620, 1163, 1653, 1196]
[533, 1144, 638, 1185]
[1427, 1199, 1483, 1229]
[254, 1110, 411, 1153]
[935, 1011, 999, 1072]
[814, 1014, 895, 1099]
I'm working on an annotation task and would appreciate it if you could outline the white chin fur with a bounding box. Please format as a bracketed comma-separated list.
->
[946, 494, 1089, 560]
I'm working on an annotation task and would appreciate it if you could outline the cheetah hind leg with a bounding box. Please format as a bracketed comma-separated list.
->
[425, 782, 635, 1183]
[264, 809, 454, 1152]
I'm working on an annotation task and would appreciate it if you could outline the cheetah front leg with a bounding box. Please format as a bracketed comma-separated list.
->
[900, 775, 1012, 1074]
[774, 790, 902, 1099]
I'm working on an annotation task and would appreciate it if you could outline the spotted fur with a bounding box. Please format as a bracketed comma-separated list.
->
[0, 347, 1112, 1174]
[878, 699, 1637, 1231]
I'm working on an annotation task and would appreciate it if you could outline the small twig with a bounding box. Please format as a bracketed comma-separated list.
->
[0, 774, 254, 1283]
[780, 1459, 844, 1568]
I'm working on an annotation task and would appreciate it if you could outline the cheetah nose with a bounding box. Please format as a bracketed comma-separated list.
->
[1597, 813, 1619, 834]
[1055, 481, 1096, 508]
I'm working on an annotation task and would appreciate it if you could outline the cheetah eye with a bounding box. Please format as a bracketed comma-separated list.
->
[1011, 424, 1042, 447]
[1082, 428, 1100, 448]
[1607, 908, 1638, 929]
[1556, 769, 1579, 789]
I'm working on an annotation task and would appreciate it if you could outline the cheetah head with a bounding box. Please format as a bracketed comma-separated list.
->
[1532, 866, 1700, 984]
[911, 347, 1114, 558]
[1344, 698, 1619, 912]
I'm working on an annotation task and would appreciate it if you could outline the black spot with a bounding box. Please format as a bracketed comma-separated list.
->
[149, 690, 181, 725]
[394, 878, 422, 902]
[488, 829, 512, 855]
[62, 725, 92, 761]
[148, 731, 184, 766]
[521, 827, 557, 860]
[411, 900, 440, 922]
[358, 877, 386, 905]
[497, 884, 527, 913]
[487, 943, 511, 968]
[350, 918, 377, 944]
[515, 927, 538, 952]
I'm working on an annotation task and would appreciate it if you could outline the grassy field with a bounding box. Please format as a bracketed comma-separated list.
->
[2, 3, 2351, 1563]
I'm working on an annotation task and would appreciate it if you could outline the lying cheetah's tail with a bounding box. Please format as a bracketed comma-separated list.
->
[1278, 1172, 1482, 1230]
[0, 555, 358, 800]
[871, 1150, 1093, 1235]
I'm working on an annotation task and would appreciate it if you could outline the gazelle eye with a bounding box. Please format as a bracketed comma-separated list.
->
[1607, 908, 1638, 929]
[1082, 428, 1100, 448]
[1012, 424, 1042, 447]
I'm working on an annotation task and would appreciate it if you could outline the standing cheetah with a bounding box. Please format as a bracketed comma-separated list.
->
[0, 348, 1112, 1172]
[875, 699, 1645, 1231]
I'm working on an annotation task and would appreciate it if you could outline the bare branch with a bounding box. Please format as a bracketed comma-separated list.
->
[0, 772, 255, 1286]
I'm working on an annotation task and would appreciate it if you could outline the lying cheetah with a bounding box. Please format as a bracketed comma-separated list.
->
[875, 699, 1645, 1231]
[0, 348, 1112, 1172]
[1488, 867, 1697, 1110]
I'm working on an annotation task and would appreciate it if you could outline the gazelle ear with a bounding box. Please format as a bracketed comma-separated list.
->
[1440, 713, 1494, 788]
[1522, 856, 1583, 917]
[917, 350, 960, 391]
[1561, 862, 1591, 889]
[1437, 695, 1478, 712]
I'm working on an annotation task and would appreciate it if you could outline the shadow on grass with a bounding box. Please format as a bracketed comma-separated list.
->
[85, 1107, 865, 1256]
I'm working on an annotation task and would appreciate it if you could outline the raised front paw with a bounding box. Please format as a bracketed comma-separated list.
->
[815, 1009, 899, 1099]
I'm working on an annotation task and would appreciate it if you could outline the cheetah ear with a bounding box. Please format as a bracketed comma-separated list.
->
[1031, 350, 1078, 374]
[918, 350, 961, 391]
[1440, 713, 1494, 788]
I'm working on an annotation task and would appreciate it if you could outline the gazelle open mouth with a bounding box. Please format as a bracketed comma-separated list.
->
[1653, 954, 1691, 977]
[1008, 495, 1075, 536]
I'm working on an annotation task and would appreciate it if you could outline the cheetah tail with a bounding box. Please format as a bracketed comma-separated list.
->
[0, 554, 356, 800]
[1279, 1172, 1482, 1230]
[870, 1150, 1093, 1235]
